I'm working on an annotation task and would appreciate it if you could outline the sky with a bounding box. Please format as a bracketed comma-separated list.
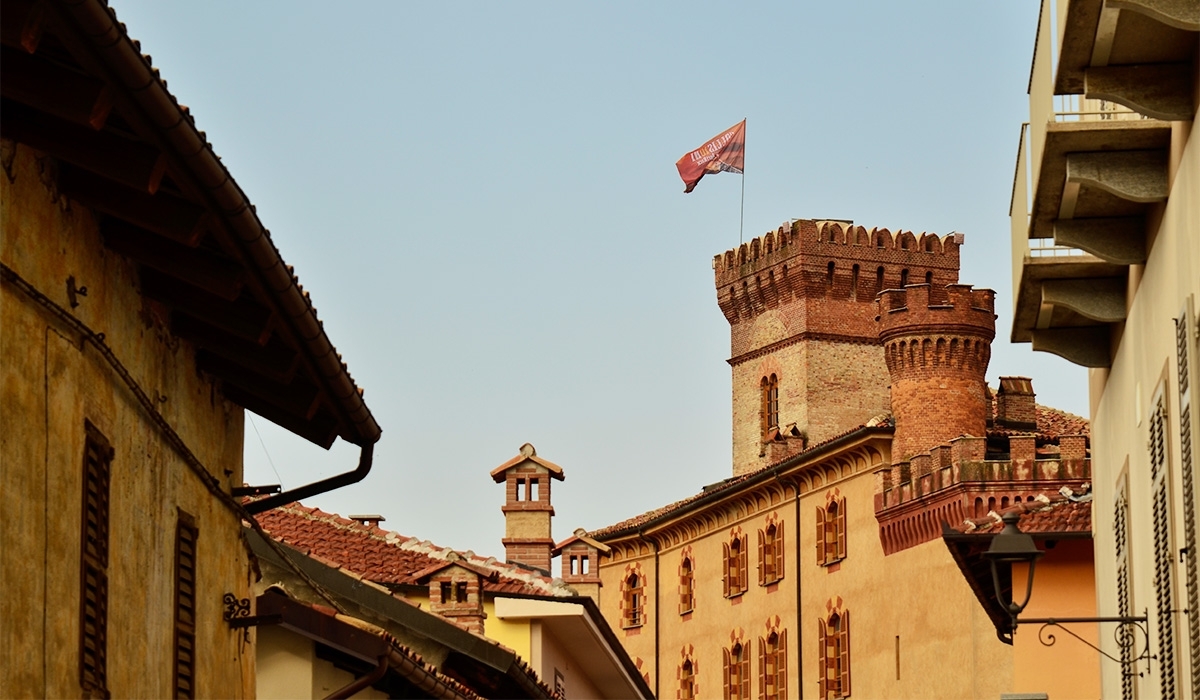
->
[111, 0, 1086, 559]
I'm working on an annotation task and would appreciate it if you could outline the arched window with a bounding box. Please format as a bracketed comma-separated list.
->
[925, 270, 933, 285]
[760, 374, 779, 438]
[760, 630, 788, 700]
[623, 573, 644, 628]
[826, 261, 835, 296]
[819, 611, 851, 699]
[875, 266, 884, 294]
[680, 658, 696, 700]
[816, 497, 847, 565]
[758, 521, 785, 585]
[724, 641, 750, 700]
[900, 269, 909, 287]
[724, 534, 748, 597]
[679, 556, 695, 614]
[850, 264, 859, 301]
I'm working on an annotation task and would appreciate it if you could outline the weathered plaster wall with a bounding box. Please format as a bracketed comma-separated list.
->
[1, 143, 253, 698]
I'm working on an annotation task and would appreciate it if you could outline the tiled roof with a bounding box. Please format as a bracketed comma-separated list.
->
[955, 488, 1092, 535]
[589, 420, 893, 539]
[254, 502, 572, 597]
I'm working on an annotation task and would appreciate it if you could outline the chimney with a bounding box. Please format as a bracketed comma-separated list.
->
[419, 555, 489, 635]
[490, 443, 564, 574]
[554, 528, 609, 603]
[995, 377, 1037, 429]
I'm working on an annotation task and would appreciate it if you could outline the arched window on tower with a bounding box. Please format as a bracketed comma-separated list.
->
[760, 374, 779, 438]
[850, 264, 860, 301]
[900, 269, 909, 287]
[826, 261, 835, 297]
[876, 266, 884, 294]
[925, 270, 933, 286]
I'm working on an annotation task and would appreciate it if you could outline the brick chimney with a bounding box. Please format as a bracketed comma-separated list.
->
[490, 443, 564, 574]
[416, 556, 490, 635]
[995, 376, 1038, 429]
[553, 528, 610, 603]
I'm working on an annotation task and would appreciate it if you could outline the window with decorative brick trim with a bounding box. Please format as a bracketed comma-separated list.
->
[723, 534, 749, 597]
[624, 572, 644, 628]
[679, 555, 695, 614]
[816, 497, 847, 565]
[79, 420, 112, 698]
[680, 658, 696, 700]
[174, 510, 198, 699]
[818, 610, 850, 699]
[757, 521, 785, 585]
[723, 641, 751, 700]
[758, 630, 787, 700]
[760, 374, 779, 438]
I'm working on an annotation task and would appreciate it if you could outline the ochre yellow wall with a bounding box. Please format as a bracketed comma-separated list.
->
[1, 143, 253, 698]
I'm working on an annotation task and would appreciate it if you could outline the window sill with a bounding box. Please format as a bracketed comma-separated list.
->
[680, 610, 693, 621]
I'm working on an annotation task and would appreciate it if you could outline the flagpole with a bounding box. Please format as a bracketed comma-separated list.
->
[739, 172, 745, 245]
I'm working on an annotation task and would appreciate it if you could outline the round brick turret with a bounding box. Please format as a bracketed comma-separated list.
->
[877, 284, 996, 461]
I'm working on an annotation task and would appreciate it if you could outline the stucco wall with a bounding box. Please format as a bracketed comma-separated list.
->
[1, 142, 253, 698]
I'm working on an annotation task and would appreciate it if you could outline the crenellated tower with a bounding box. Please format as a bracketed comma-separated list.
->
[876, 284, 996, 461]
[714, 219, 963, 475]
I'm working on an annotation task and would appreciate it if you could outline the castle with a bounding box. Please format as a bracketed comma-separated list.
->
[501, 219, 1096, 699]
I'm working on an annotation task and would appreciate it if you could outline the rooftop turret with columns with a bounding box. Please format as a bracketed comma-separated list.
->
[877, 283, 996, 461]
[490, 443, 564, 574]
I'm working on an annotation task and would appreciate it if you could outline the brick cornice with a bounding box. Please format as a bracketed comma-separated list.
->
[727, 332, 881, 367]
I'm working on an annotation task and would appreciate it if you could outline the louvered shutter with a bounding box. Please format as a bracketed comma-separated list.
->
[758, 637, 766, 698]
[1114, 476, 1134, 700]
[723, 543, 732, 597]
[740, 647, 751, 700]
[80, 422, 112, 697]
[777, 630, 787, 700]
[836, 498, 848, 561]
[816, 507, 826, 564]
[757, 530, 766, 585]
[817, 619, 827, 698]
[1151, 394, 1178, 699]
[723, 647, 732, 700]
[738, 539, 749, 594]
[1176, 301, 1200, 692]
[840, 610, 851, 697]
[775, 521, 785, 581]
[175, 512, 198, 699]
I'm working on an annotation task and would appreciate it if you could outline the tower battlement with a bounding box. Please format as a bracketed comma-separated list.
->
[877, 284, 996, 341]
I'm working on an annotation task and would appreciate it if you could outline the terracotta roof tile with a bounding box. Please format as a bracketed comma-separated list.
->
[955, 489, 1092, 535]
[253, 502, 571, 597]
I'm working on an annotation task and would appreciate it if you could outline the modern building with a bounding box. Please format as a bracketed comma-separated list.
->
[1, 1, 380, 697]
[588, 219, 1098, 699]
[1008, 1, 1199, 697]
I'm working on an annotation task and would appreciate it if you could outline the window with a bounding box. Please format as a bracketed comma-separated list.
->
[924, 270, 933, 285]
[440, 581, 452, 603]
[818, 611, 850, 699]
[723, 641, 750, 700]
[624, 572, 644, 628]
[825, 262, 835, 296]
[679, 555, 695, 614]
[1150, 392, 1178, 699]
[455, 581, 468, 603]
[758, 521, 785, 585]
[850, 265, 859, 301]
[899, 269, 909, 287]
[875, 266, 884, 294]
[680, 658, 696, 700]
[174, 511, 198, 699]
[816, 498, 847, 565]
[760, 374, 779, 438]
[1115, 472, 1134, 700]
[723, 534, 749, 597]
[79, 421, 112, 698]
[759, 630, 788, 700]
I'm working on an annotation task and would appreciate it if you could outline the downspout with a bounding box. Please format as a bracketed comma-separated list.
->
[244, 443, 373, 515]
[324, 653, 387, 700]
[637, 528, 660, 700]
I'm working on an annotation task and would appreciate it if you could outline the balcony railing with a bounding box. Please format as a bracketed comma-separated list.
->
[1029, 238, 1087, 258]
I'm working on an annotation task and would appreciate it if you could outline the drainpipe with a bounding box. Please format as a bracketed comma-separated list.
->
[637, 528, 660, 700]
[324, 653, 388, 700]
[244, 443, 373, 515]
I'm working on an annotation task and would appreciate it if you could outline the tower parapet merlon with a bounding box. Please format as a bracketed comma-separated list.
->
[712, 219, 964, 280]
[877, 284, 996, 340]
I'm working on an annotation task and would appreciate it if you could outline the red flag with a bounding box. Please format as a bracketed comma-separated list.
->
[675, 119, 746, 193]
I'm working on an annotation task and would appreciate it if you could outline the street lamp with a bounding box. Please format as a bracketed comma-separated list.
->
[984, 511, 1043, 630]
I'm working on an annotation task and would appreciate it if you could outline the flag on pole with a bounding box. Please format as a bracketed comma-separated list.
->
[675, 119, 746, 193]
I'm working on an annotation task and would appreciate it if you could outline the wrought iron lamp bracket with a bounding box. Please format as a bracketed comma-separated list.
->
[223, 593, 281, 629]
[1015, 611, 1152, 677]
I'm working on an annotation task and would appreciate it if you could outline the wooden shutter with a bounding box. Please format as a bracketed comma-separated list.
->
[174, 511, 198, 699]
[723, 647, 732, 700]
[816, 507, 826, 564]
[738, 538, 749, 594]
[817, 619, 827, 698]
[757, 529, 766, 585]
[1176, 302, 1200, 692]
[1151, 393, 1178, 699]
[836, 498, 848, 562]
[80, 421, 112, 697]
[758, 637, 766, 698]
[740, 646, 751, 700]
[1115, 475, 1134, 700]
[775, 521, 785, 582]
[723, 542, 731, 597]
[760, 377, 769, 438]
[777, 629, 787, 700]
[840, 610, 851, 697]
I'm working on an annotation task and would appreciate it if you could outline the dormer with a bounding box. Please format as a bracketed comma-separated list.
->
[491, 443, 565, 573]
[411, 554, 495, 635]
[553, 528, 611, 603]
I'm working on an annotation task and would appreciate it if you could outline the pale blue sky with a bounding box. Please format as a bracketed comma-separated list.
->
[112, 1, 1081, 558]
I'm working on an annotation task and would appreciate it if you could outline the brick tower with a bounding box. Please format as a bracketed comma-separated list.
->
[490, 442, 563, 573]
[715, 219, 963, 475]
[876, 284, 996, 461]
